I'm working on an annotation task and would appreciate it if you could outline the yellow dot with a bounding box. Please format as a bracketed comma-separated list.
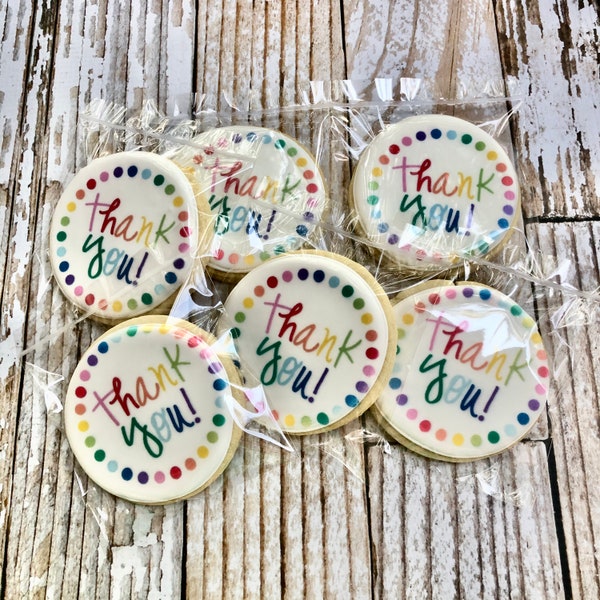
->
[402, 313, 414, 325]
[521, 316, 535, 329]
[531, 332, 542, 345]
[361, 313, 373, 325]
[243, 297, 254, 309]
[296, 157, 307, 167]
[173, 196, 184, 207]
[244, 254, 255, 265]
[142, 324, 153, 333]
[78, 420, 89, 432]
[67, 202, 77, 212]
[112, 301, 122, 312]
[486, 150, 498, 161]
[197, 446, 209, 459]
[284, 414, 295, 427]
[452, 433, 464, 446]
[372, 167, 383, 177]
[159, 324, 170, 334]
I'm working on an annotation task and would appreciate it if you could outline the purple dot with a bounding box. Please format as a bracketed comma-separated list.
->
[462, 287, 474, 298]
[65, 274, 75, 285]
[503, 205, 514, 215]
[113, 166, 123, 178]
[396, 394, 408, 406]
[298, 268, 309, 280]
[208, 362, 223, 374]
[388, 234, 399, 245]
[356, 381, 369, 393]
[138, 471, 149, 484]
[87, 354, 98, 367]
[528, 399, 540, 411]
[173, 258, 185, 269]
[416, 131, 427, 141]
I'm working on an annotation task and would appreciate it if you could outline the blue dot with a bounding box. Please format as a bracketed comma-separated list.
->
[345, 395, 359, 407]
[517, 412, 530, 425]
[296, 224, 308, 237]
[298, 268, 309, 280]
[232, 133, 243, 143]
[416, 131, 427, 141]
[59, 261, 69, 272]
[447, 130, 457, 140]
[246, 132, 257, 141]
[213, 379, 227, 391]
[57, 247, 66, 257]
[313, 269, 325, 283]
[479, 289, 492, 301]
[121, 467, 133, 481]
[498, 218, 509, 229]
[98, 341, 109, 353]
[431, 128, 442, 139]
[165, 272, 177, 284]
[329, 276, 340, 288]
[377, 222, 389, 233]
[262, 134, 272, 144]
[107, 460, 118, 472]
[127, 165, 138, 177]
[389, 377, 402, 390]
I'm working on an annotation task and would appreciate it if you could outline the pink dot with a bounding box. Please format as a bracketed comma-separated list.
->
[80, 370, 91, 382]
[154, 471, 165, 483]
[74, 286, 83, 296]
[363, 365, 376, 377]
[282, 270, 293, 282]
[179, 243, 190, 253]
[445, 288, 457, 299]
[99, 171, 109, 182]
[407, 408, 418, 420]
[504, 191, 515, 200]
[535, 384, 547, 395]
[98, 299, 108, 310]
[307, 198, 318, 208]
[401, 136, 412, 146]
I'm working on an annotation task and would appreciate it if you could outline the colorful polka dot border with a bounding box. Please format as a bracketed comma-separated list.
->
[65, 319, 238, 503]
[50, 152, 198, 319]
[221, 252, 394, 433]
[352, 114, 520, 270]
[374, 284, 549, 460]
[173, 126, 327, 275]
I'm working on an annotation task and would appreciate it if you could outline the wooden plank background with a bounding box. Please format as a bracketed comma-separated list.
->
[0, 0, 598, 598]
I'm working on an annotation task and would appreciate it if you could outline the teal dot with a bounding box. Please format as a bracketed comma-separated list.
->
[345, 395, 358, 407]
[126, 326, 138, 337]
[316, 412, 329, 425]
[274, 139, 286, 149]
[461, 134, 473, 145]
[342, 285, 354, 298]
[329, 276, 340, 288]
[56, 231, 67, 242]
[510, 305, 523, 316]
[141, 293, 153, 305]
[153, 174, 165, 186]
[141, 169, 151, 179]
[367, 195, 379, 206]
[94, 449, 106, 462]
[213, 414, 226, 427]
[488, 431, 500, 444]
[231, 327, 241, 339]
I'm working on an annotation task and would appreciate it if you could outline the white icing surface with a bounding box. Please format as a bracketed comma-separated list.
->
[374, 284, 549, 460]
[49, 151, 199, 319]
[64, 318, 238, 503]
[352, 114, 520, 270]
[166, 126, 327, 276]
[219, 252, 395, 433]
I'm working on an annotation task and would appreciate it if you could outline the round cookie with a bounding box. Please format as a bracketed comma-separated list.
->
[166, 126, 327, 280]
[219, 250, 397, 434]
[50, 151, 202, 321]
[372, 283, 550, 461]
[64, 316, 242, 504]
[351, 114, 520, 271]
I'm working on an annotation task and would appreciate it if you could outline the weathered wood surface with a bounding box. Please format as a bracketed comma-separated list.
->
[0, 0, 598, 598]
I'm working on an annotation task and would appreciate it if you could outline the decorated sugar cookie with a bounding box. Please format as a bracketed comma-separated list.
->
[167, 126, 327, 279]
[351, 114, 520, 271]
[50, 152, 201, 320]
[64, 317, 241, 503]
[219, 251, 397, 434]
[373, 283, 549, 461]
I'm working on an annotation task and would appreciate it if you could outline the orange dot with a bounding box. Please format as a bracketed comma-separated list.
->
[185, 458, 197, 470]
[75, 403, 86, 415]
[435, 429, 447, 441]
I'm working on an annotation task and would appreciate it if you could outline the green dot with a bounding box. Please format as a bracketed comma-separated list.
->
[316, 412, 329, 425]
[367, 195, 379, 206]
[153, 174, 165, 186]
[56, 231, 67, 242]
[164, 184, 175, 195]
[470, 435, 482, 447]
[475, 141, 486, 151]
[234, 312, 246, 323]
[127, 326, 138, 337]
[395, 345, 401, 355]
[60, 216, 70, 226]
[353, 298, 365, 310]
[488, 431, 500, 444]
[461, 134, 473, 144]
[213, 414, 226, 427]
[207, 431, 219, 443]
[510, 305, 523, 316]
[127, 299, 138, 310]
[287, 147, 298, 157]
[141, 293, 153, 305]
[368, 181, 379, 190]
[85, 436, 96, 448]
[342, 285, 354, 298]
[94, 449, 106, 462]
[397, 328, 406, 340]
[259, 251, 270, 261]
[301, 416, 312, 427]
